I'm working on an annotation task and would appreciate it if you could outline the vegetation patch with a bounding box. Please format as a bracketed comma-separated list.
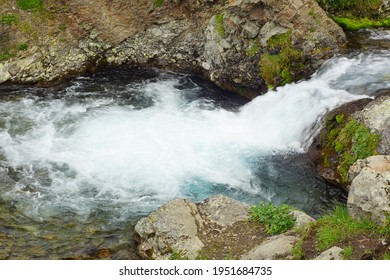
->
[16, 0, 43, 11]
[153, 0, 164, 9]
[332, 16, 390, 31]
[316, 0, 383, 15]
[321, 114, 380, 183]
[1, 14, 19, 25]
[316, 0, 386, 31]
[259, 31, 302, 88]
[215, 13, 225, 37]
[298, 205, 390, 259]
[246, 39, 260, 57]
[249, 203, 295, 235]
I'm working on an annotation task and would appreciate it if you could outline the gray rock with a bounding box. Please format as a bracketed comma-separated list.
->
[347, 156, 390, 224]
[134, 198, 204, 260]
[0, 63, 11, 84]
[290, 210, 315, 228]
[240, 234, 298, 260]
[197, 194, 250, 227]
[314, 246, 343, 260]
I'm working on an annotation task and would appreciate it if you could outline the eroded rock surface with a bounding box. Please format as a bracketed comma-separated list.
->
[0, 0, 345, 96]
[347, 155, 390, 224]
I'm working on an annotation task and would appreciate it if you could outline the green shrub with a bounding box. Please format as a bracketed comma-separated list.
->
[16, 0, 43, 10]
[249, 202, 295, 235]
[17, 43, 29, 51]
[1, 14, 19, 25]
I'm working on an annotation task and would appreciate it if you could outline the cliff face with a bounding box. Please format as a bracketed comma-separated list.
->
[0, 0, 346, 96]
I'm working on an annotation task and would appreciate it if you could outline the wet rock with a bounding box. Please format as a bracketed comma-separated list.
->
[347, 155, 390, 224]
[314, 246, 343, 260]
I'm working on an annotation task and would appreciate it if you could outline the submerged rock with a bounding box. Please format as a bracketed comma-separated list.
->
[347, 155, 390, 224]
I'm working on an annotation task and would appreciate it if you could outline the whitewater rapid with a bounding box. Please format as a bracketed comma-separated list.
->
[1, 51, 390, 222]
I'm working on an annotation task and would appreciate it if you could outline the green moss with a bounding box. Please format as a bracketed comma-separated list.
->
[1, 14, 19, 25]
[322, 115, 381, 183]
[337, 118, 380, 182]
[153, 0, 164, 8]
[259, 31, 302, 88]
[246, 40, 260, 57]
[215, 13, 225, 37]
[335, 114, 344, 124]
[16, 0, 43, 11]
[332, 16, 390, 31]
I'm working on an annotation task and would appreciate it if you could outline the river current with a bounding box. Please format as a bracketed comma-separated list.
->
[1, 51, 390, 259]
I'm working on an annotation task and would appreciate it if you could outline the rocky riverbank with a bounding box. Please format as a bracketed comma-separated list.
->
[1, 0, 345, 97]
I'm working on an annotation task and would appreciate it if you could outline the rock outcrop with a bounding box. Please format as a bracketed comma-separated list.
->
[134, 194, 314, 260]
[347, 155, 390, 224]
[0, 0, 346, 96]
[309, 93, 389, 190]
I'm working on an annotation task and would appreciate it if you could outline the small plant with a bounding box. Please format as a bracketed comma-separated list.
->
[0, 52, 10, 62]
[335, 114, 344, 124]
[17, 43, 29, 51]
[342, 245, 353, 259]
[249, 202, 295, 235]
[215, 13, 225, 37]
[169, 250, 189, 260]
[16, 0, 43, 11]
[383, 252, 390, 260]
[153, 0, 164, 9]
[246, 40, 260, 57]
[58, 23, 67, 31]
[1, 14, 19, 25]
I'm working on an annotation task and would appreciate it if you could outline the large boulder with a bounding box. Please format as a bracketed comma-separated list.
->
[347, 155, 390, 224]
